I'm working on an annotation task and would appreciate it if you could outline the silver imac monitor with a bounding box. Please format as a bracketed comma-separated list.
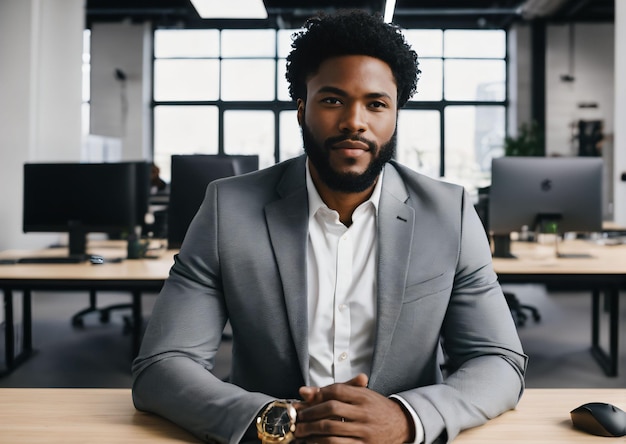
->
[489, 156, 603, 258]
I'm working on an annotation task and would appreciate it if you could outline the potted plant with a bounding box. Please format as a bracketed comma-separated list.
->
[504, 121, 544, 157]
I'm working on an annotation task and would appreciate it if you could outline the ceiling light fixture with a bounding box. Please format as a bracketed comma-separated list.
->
[383, 0, 396, 22]
[190, 0, 268, 19]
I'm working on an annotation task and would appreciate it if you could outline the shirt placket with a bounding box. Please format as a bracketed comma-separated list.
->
[333, 228, 353, 382]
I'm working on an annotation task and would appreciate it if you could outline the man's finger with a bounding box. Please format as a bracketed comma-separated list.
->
[344, 373, 368, 388]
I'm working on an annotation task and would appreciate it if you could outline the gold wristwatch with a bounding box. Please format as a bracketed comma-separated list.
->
[256, 399, 297, 444]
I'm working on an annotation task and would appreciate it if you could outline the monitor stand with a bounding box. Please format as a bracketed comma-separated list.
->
[67, 223, 89, 261]
[492, 234, 516, 258]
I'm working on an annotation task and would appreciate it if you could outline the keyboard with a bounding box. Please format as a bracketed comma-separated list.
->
[17, 256, 88, 264]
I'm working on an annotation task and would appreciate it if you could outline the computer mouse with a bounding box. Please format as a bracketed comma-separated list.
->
[570, 402, 626, 437]
[89, 255, 105, 265]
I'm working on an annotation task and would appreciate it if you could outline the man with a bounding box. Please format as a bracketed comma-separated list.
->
[132, 10, 527, 444]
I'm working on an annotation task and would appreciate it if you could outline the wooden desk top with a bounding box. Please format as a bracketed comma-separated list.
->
[456, 388, 626, 443]
[0, 243, 175, 282]
[0, 388, 623, 443]
[492, 239, 626, 276]
[0, 388, 200, 443]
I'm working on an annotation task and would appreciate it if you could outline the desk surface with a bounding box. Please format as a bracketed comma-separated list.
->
[0, 388, 623, 443]
[0, 388, 200, 443]
[456, 388, 626, 443]
[492, 239, 626, 276]
[0, 243, 174, 282]
[2, 239, 625, 280]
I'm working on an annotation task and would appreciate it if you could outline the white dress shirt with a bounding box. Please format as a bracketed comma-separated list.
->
[306, 162, 380, 387]
[305, 161, 424, 444]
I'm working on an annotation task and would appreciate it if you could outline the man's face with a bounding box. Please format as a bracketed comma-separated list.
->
[297, 55, 398, 193]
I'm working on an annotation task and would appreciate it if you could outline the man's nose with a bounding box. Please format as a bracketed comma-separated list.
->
[339, 103, 367, 133]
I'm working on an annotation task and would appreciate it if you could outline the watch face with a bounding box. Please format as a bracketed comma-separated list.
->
[262, 406, 292, 436]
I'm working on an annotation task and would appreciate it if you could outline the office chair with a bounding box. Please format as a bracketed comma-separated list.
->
[71, 195, 170, 332]
[71, 289, 133, 334]
[475, 186, 541, 328]
[503, 291, 541, 327]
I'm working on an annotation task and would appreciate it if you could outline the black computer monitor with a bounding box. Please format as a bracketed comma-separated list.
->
[23, 162, 151, 258]
[489, 156, 603, 258]
[167, 154, 259, 249]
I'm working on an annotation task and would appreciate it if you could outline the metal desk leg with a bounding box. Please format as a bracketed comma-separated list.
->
[3, 289, 15, 372]
[590, 288, 619, 377]
[131, 290, 143, 357]
[1, 289, 33, 377]
[22, 290, 32, 354]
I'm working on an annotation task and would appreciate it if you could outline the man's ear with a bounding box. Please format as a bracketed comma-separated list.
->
[296, 99, 305, 126]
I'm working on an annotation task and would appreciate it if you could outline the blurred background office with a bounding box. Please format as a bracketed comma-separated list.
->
[1, 0, 625, 390]
[0, 0, 624, 252]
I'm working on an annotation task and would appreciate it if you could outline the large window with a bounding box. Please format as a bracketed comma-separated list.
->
[399, 29, 507, 192]
[153, 28, 300, 181]
[153, 27, 507, 191]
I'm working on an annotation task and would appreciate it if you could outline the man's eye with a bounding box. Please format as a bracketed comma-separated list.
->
[370, 101, 388, 109]
[321, 97, 341, 105]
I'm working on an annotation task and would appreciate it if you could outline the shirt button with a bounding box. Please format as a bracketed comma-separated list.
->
[338, 304, 347, 312]
[339, 352, 348, 361]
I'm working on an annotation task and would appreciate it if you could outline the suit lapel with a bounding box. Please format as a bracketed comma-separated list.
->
[264, 156, 310, 383]
[369, 163, 414, 389]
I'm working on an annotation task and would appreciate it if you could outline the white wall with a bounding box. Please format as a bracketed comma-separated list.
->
[0, 0, 84, 250]
[545, 23, 614, 157]
[546, 23, 615, 219]
[614, 1, 626, 226]
[90, 22, 152, 161]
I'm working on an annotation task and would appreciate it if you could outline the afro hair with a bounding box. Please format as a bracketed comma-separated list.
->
[285, 10, 420, 107]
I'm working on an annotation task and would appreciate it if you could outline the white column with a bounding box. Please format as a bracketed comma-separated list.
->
[0, 0, 84, 250]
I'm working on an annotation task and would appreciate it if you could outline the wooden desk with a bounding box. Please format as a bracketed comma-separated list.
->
[456, 389, 626, 443]
[0, 388, 622, 443]
[492, 239, 626, 376]
[0, 388, 200, 443]
[0, 244, 174, 376]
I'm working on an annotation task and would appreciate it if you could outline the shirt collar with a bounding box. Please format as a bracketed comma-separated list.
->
[305, 158, 384, 220]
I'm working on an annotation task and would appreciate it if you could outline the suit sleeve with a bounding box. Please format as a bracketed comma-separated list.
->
[397, 190, 528, 444]
[131, 182, 271, 444]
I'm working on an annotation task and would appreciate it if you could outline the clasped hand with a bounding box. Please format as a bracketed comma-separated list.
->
[293, 373, 414, 444]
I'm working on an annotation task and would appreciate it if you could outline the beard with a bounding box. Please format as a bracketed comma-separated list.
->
[301, 122, 396, 194]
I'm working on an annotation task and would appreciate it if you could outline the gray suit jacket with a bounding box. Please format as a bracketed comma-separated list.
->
[132, 155, 527, 444]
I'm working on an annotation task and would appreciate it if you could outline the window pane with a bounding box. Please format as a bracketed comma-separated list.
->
[155, 29, 219, 58]
[411, 58, 442, 101]
[404, 29, 443, 57]
[280, 111, 303, 161]
[221, 60, 275, 101]
[444, 30, 506, 58]
[277, 59, 291, 101]
[154, 105, 219, 182]
[221, 29, 275, 57]
[224, 110, 275, 168]
[444, 59, 505, 101]
[444, 106, 505, 192]
[397, 110, 441, 179]
[154, 59, 219, 101]
[278, 29, 300, 58]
